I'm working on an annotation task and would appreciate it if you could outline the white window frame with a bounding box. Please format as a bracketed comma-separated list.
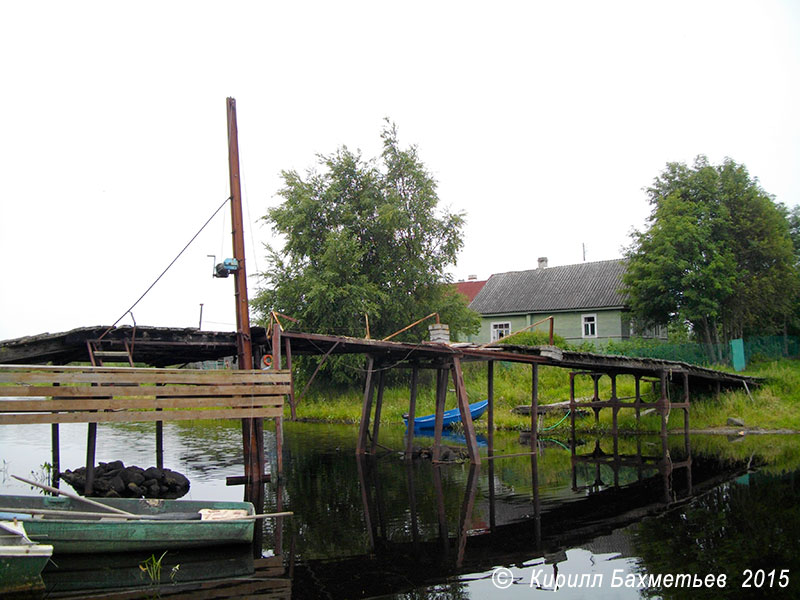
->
[582, 314, 597, 339]
[491, 321, 511, 342]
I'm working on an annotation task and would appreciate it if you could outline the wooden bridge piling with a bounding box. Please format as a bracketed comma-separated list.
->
[405, 365, 419, 456]
[450, 357, 480, 464]
[530, 364, 539, 451]
[371, 370, 386, 453]
[432, 366, 448, 462]
[356, 357, 376, 455]
[487, 361, 495, 459]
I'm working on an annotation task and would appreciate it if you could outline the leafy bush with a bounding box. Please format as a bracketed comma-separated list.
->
[496, 330, 569, 349]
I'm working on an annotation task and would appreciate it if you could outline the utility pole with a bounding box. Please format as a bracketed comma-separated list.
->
[226, 97, 263, 490]
[227, 97, 253, 370]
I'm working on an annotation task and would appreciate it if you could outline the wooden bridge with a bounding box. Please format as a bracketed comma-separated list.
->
[278, 330, 758, 465]
[0, 325, 760, 472]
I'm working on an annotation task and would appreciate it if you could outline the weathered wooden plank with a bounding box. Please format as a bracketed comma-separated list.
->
[0, 384, 292, 398]
[0, 371, 291, 385]
[0, 365, 289, 380]
[0, 406, 283, 425]
[0, 364, 287, 376]
[0, 395, 285, 412]
[0, 363, 287, 374]
[0, 364, 287, 427]
[570, 400, 643, 409]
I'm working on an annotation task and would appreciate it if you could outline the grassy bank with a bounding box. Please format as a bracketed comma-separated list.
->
[289, 358, 800, 434]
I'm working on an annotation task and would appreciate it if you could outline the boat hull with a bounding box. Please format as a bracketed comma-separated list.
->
[0, 520, 53, 594]
[0, 495, 255, 554]
[0, 551, 51, 594]
[404, 399, 489, 430]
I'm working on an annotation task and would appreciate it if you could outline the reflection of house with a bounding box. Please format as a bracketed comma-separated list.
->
[466, 258, 665, 346]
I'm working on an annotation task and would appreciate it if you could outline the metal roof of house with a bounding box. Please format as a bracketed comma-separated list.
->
[468, 259, 627, 314]
[454, 279, 488, 303]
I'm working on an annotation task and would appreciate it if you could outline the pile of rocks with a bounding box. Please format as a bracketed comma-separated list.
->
[60, 460, 190, 499]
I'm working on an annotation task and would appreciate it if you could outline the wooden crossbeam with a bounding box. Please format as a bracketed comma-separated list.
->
[0, 384, 292, 398]
[0, 396, 285, 412]
[0, 406, 282, 425]
[0, 370, 290, 385]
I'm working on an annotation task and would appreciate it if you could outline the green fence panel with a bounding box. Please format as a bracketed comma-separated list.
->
[598, 335, 798, 367]
[730, 338, 746, 371]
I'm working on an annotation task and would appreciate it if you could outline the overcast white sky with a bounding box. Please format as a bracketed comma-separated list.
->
[1, 1, 798, 341]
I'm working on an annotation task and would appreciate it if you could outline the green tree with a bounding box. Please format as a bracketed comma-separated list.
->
[777, 203, 800, 335]
[778, 203, 800, 261]
[623, 156, 799, 361]
[252, 122, 479, 382]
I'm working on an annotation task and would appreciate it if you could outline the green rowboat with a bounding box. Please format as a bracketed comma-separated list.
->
[0, 494, 255, 554]
[0, 520, 53, 594]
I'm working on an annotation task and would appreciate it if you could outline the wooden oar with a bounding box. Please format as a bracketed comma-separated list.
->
[227, 511, 293, 521]
[11, 474, 293, 522]
[0, 506, 294, 521]
[0, 506, 150, 520]
[12, 474, 136, 517]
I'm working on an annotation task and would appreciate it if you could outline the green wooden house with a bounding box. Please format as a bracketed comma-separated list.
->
[465, 258, 665, 346]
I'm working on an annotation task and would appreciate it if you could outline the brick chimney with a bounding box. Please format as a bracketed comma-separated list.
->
[538, 257, 548, 269]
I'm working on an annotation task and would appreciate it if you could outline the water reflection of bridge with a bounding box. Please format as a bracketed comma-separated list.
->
[290, 430, 745, 600]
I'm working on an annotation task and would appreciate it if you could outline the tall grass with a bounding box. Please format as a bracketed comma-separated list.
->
[293, 357, 800, 433]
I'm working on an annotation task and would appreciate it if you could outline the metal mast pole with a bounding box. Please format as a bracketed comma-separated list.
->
[226, 97, 253, 370]
[227, 97, 263, 489]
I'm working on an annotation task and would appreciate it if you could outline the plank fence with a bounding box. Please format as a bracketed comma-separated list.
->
[0, 364, 288, 425]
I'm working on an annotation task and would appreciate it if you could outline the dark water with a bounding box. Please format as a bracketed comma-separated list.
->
[1, 420, 799, 599]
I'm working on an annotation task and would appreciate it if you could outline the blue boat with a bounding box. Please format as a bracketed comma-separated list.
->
[403, 399, 489, 430]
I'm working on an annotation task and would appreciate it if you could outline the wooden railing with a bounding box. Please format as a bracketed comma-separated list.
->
[0, 364, 288, 425]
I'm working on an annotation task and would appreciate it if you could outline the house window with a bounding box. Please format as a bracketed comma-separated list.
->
[582, 314, 597, 338]
[491, 322, 511, 342]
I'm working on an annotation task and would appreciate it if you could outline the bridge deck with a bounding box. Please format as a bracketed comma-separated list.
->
[1, 326, 760, 467]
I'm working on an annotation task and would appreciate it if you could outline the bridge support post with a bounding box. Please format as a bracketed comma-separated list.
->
[487, 361, 495, 457]
[451, 357, 480, 465]
[432, 365, 448, 462]
[530, 364, 539, 451]
[371, 370, 386, 453]
[85, 423, 97, 495]
[569, 371, 577, 492]
[356, 357, 376, 455]
[284, 337, 296, 421]
[659, 369, 669, 438]
[405, 365, 419, 456]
